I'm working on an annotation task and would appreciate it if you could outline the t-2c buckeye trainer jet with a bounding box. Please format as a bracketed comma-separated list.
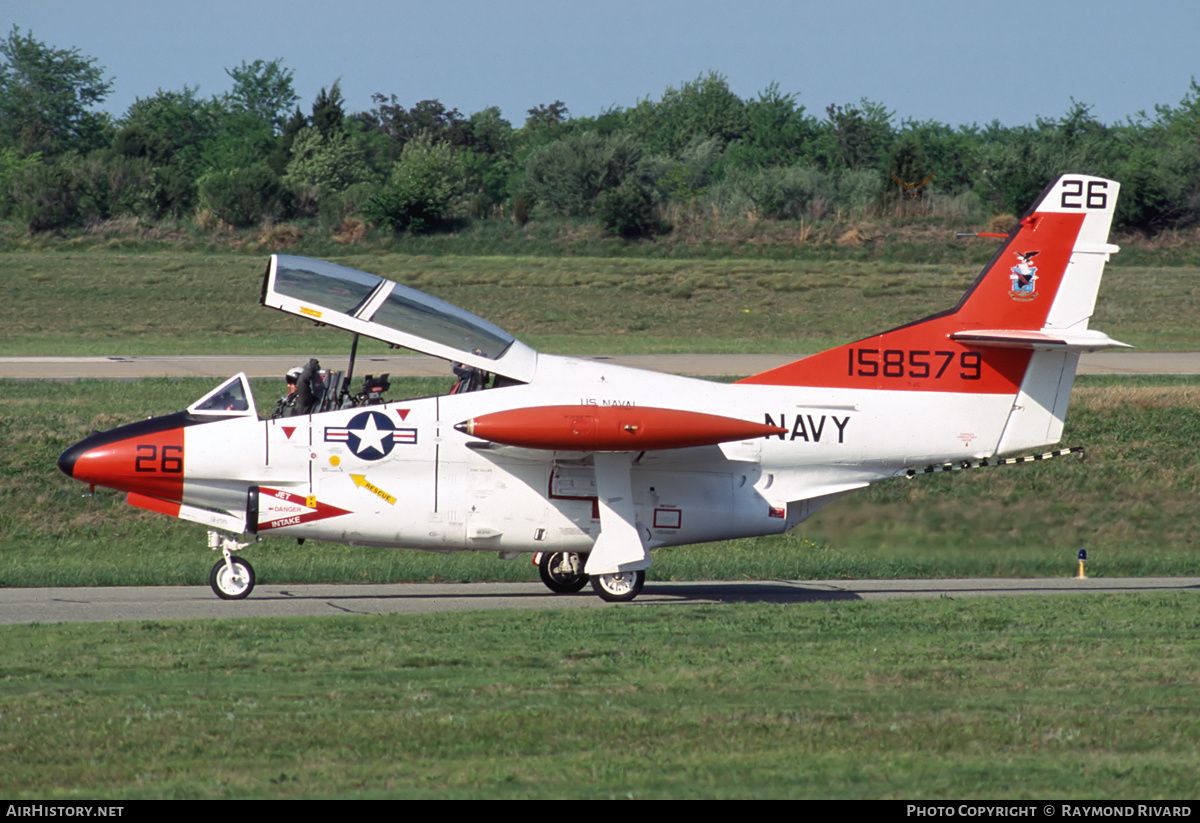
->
[58, 175, 1126, 602]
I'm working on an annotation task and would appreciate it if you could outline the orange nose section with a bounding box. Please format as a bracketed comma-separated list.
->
[58, 412, 190, 501]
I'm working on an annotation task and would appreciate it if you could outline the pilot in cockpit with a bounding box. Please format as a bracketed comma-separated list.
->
[273, 359, 325, 417]
[450, 346, 493, 394]
[450, 362, 491, 394]
[449, 347, 492, 394]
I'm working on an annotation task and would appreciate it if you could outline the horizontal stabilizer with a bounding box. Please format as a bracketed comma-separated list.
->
[950, 328, 1132, 351]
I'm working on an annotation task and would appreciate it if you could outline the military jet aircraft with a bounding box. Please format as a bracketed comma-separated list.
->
[58, 175, 1126, 602]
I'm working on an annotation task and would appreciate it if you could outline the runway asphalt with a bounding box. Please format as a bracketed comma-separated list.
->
[3, 578, 1197, 624]
[3, 351, 1200, 379]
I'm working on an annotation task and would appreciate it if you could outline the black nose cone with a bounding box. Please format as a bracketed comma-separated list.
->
[57, 438, 91, 478]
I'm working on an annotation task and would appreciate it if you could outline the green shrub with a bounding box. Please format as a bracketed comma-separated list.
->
[282, 127, 373, 202]
[0, 147, 46, 220]
[596, 179, 663, 238]
[735, 164, 837, 219]
[361, 135, 458, 233]
[318, 180, 377, 228]
[512, 189, 533, 226]
[624, 72, 749, 156]
[522, 131, 642, 217]
[196, 163, 286, 227]
[8, 156, 79, 231]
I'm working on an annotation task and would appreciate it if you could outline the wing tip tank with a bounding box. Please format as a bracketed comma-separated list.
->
[457, 405, 786, 451]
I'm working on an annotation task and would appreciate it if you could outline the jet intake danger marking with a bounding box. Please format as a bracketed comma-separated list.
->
[351, 474, 397, 505]
[764, 413, 850, 443]
[324, 411, 417, 460]
[256, 487, 352, 531]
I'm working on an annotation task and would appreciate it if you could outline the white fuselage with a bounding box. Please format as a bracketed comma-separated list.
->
[178, 353, 1023, 555]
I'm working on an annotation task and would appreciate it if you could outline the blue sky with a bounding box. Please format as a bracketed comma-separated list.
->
[6, 0, 1199, 129]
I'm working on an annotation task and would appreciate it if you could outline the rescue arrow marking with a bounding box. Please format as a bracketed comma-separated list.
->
[351, 473, 397, 505]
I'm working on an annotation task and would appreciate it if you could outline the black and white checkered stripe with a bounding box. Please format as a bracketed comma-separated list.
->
[905, 447, 1084, 477]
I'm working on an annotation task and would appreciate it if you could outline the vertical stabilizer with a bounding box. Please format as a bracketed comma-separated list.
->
[739, 175, 1125, 411]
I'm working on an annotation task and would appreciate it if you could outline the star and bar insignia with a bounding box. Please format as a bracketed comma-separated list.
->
[324, 411, 417, 460]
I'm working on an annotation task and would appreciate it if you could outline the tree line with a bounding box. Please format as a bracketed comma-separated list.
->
[2, 27, 1198, 239]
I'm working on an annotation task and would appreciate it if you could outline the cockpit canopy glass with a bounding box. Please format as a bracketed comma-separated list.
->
[270, 256, 515, 360]
[270, 257, 379, 316]
[369, 287, 512, 359]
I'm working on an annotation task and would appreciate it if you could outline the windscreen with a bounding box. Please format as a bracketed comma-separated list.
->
[188, 374, 256, 417]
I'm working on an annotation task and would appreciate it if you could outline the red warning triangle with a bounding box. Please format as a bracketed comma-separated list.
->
[256, 487, 352, 531]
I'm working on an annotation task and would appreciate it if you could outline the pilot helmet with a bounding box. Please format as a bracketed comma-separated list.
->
[286, 366, 303, 385]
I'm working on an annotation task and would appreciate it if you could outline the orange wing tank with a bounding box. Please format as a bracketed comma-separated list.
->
[455, 405, 786, 451]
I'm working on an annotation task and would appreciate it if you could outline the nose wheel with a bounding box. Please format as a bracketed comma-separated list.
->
[210, 556, 255, 600]
[208, 529, 256, 600]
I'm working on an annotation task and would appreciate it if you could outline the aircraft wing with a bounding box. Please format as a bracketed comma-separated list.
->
[260, 254, 538, 383]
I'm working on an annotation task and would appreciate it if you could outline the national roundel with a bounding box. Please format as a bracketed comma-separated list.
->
[324, 411, 400, 461]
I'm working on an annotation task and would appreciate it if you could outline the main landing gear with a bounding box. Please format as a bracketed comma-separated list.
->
[208, 530, 255, 600]
[537, 551, 589, 593]
[535, 551, 646, 602]
[591, 570, 645, 603]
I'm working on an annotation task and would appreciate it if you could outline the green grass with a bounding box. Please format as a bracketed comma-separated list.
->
[4, 376, 1199, 588]
[3, 251, 1199, 355]
[2, 595, 1197, 798]
[5, 236, 1199, 801]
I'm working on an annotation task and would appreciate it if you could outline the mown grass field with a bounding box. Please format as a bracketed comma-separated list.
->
[3, 251, 1200, 355]
[2, 596, 1198, 799]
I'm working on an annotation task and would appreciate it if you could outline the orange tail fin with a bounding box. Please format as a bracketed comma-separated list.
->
[739, 174, 1126, 394]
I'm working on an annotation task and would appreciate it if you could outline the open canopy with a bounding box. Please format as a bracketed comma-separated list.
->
[261, 255, 537, 382]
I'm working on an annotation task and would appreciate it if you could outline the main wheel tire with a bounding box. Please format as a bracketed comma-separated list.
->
[590, 569, 645, 603]
[538, 551, 589, 593]
[210, 556, 255, 600]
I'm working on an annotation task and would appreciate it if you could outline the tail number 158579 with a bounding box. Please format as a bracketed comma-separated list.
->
[847, 348, 981, 380]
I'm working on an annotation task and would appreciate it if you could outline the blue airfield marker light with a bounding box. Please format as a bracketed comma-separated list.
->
[1077, 549, 1087, 579]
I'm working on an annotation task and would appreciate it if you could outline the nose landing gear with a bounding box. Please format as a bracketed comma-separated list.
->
[208, 530, 255, 600]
